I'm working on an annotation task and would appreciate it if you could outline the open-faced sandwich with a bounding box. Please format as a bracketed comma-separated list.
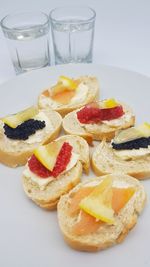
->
[38, 76, 99, 116]
[62, 98, 135, 144]
[22, 135, 90, 209]
[57, 174, 146, 252]
[92, 123, 150, 179]
[0, 106, 62, 167]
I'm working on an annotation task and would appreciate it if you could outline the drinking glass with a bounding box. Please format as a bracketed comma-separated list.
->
[1, 12, 50, 74]
[50, 6, 96, 64]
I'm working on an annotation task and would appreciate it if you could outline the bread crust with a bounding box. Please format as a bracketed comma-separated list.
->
[23, 161, 82, 210]
[62, 102, 135, 143]
[38, 76, 99, 116]
[0, 110, 62, 167]
[61, 214, 137, 252]
[92, 140, 150, 180]
[57, 174, 146, 252]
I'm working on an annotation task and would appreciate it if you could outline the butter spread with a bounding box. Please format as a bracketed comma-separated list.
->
[113, 146, 150, 160]
[70, 83, 88, 105]
[26, 111, 54, 144]
[40, 82, 88, 108]
[85, 179, 132, 189]
[24, 152, 79, 190]
[102, 113, 132, 127]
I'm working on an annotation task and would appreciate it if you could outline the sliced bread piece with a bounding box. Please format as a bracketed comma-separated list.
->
[38, 76, 99, 116]
[62, 101, 135, 143]
[57, 174, 146, 251]
[0, 109, 62, 167]
[22, 135, 90, 209]
[92, 140, 150, 179]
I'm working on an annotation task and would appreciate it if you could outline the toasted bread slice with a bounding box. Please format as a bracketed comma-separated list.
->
[92, 140, 150, 179]
[38, 76, 99, 116]
[22, 135, 90, 209]
[57, 174, 146, 252]
[62, 102, 135, 143]
[0, 109, 62, 167]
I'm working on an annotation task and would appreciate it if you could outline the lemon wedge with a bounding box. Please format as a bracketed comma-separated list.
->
[137, 122, 150, 138]
[51, 76, 78, 96]
[59, 76, 78, 90]
[88, 175, 112, 198]
[113, 127, 143, 144]
[79, 198, 114, 224]
[79, 176, 115, 224]
[114, 123, 150, 144]
[34, 141, 62, 171]
[101, 98, 119, 109]
[2, 106, 38, 128]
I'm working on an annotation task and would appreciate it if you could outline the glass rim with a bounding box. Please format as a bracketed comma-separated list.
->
[0, 11, 49, 31]
[49, 6, 96, 24]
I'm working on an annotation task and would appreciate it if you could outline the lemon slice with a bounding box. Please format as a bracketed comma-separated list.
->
[113, 127, 143, 144]
[101, 98, 119, 109]
[59, 76, 78, 90]
[88, 175, 112, 198]
[114, 122, 150, 144]
[34, 141, 62, 171]
[2, 106, 38, 128]
[137, 122, 150, 137]
[79, 198, 114, 224]
[79, 176, 115, 224]
[51, 76, 78, 96]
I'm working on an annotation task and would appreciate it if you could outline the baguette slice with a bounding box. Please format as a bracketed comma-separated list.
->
[38, 76, 99, 116]
[0, 109, 62, 167]
[92, 140, 150, 179]
[22, 135, 90, 210]
[57, 174, 146, 252]
[62, 102, 135, 143]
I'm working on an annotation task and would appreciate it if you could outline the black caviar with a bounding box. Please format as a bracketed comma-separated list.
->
[4, 119, 45, 140]
[112, 137, 150, 150]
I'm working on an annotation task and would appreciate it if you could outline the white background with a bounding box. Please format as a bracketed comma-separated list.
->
[0, 0, 150, 84]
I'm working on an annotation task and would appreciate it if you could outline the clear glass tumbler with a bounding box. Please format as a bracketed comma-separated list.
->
[1, 12, 50, 74]
[50, 6, 96, 64]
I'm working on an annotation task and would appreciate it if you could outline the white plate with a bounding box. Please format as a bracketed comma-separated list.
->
[0, 64, 150, 267]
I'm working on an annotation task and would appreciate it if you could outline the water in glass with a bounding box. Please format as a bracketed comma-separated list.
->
[5, 25, 50, 73]
[52, 20, 95, 64]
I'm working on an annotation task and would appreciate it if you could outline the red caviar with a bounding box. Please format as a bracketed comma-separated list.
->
[77, 105, 124, 124]
[28, 142, 73, 178]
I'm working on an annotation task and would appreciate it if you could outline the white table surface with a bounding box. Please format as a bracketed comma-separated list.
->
[0, 0, 150, 84]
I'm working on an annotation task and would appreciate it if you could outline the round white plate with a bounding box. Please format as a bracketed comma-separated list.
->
[0, 64, 150, 267]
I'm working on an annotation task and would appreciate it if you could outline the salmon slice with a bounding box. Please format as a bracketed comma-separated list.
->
[42, 89, 50, 97]
[112, 187, 135, 214]
[51, 90, 76, 104]
[69, 187, 95, 216]
[71, 185, 135, 236]
[72, 210, 102, 235]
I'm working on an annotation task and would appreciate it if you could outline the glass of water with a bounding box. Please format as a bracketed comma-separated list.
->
[50, 6, 96, 64]
[1, 12, 50, 74]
